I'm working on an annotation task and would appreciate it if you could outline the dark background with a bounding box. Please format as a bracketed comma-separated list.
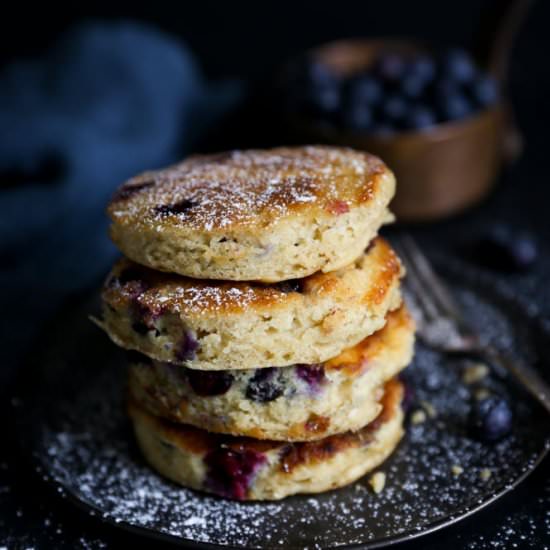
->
[0, 0, 545, 80]
[1, 1, 549, 548]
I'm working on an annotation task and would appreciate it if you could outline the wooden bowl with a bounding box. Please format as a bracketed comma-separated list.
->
[287, 39, 510, 221]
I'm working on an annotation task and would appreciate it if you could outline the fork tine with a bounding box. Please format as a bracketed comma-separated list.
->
[399, 235, 463, 322]
[393, 239, 441, 323]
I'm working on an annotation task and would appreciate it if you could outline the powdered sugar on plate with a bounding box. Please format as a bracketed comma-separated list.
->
[14, 273, 550, 548]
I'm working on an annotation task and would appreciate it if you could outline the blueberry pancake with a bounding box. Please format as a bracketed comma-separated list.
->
[129, 378, 404, 501]
[99, 237, 404, 371]
[108, 146, 395, 282]
[128, 305, 414, 441]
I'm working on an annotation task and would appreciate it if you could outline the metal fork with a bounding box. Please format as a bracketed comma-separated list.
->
[392, 234, 550, 414]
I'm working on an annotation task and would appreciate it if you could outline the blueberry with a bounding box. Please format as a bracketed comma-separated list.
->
[275, 279, 303, 293]
[380, 94, 408, 122]
[470, 76, 499, 107]
[408, 56, 436, 82]
[299, 61, 342, 117]
[109, 269, 150, 302]
[305, 59, 339, 89]
[400, 74, 427, 99]
[295, 364, 326, 391]
[187, 369, 234, 396]
[404, 106, 437, 130]
[155, 199, 197, 217]
[130, 301, 162, 334]
[284, 58, 343, 120]
[341, 101, 373, 131]
[441, 48, 477, 84]
[303, 84, 341, 120]
[346, 74, 383, 105]
[204, 448, 266, 500]
[469, 395, 513, 442]
[315, 86, 341, 114]
[470, 225, 539, 272]
[245, 368, 284, 402]
[175, 330, 199, 362]
[439, 94, 472, 121]
[374, 53, 406, 82]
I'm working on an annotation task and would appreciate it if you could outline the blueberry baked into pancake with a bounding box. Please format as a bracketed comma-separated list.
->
[98, 145, 415, 500]
[99, 237, 403, 371]
[128, 379, 405, 501]
[128, 305, 414, 441]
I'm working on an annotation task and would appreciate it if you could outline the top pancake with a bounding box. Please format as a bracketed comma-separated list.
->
[108, 146, 395, 282]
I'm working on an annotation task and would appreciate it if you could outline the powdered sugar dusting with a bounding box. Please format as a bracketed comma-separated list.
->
[153, 282, 274, 315]
[108, 146, 386, 231]
[20, 276, 549, 548]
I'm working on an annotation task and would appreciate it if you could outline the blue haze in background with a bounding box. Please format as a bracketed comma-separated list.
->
[0, 21, 241, 385]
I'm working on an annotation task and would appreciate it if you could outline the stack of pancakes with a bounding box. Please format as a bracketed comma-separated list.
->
[99, 146, 415, 501]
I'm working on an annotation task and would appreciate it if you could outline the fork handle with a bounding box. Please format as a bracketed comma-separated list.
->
[481, 345, 550, 415]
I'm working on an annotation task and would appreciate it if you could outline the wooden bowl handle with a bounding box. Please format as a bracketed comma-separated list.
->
[474, 0, 534, 83]
[474, 0, 535, 163]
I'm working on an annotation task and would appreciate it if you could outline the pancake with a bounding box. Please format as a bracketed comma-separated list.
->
[108, 146, 395, 282]
[98, 237, 404, 370]
[128, 305, 414, 441]
[129, 378, 404, 500]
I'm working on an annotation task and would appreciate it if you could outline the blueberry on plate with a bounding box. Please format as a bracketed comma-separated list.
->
[469, 394, 513, 442]
[470, 224, 539, 272]
[404, 105, 437, 130]
[470, 76, 499, 108]
[440, 48, 477, 84]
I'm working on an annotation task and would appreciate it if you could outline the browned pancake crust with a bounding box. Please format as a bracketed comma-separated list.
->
[131, 378, 403, 472]
[108, 146, 389, 232]
[325, 304, 414, 375]
[103, 237, 400, 316]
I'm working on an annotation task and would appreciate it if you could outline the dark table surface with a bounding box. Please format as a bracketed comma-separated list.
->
[1, 2, 550, 548]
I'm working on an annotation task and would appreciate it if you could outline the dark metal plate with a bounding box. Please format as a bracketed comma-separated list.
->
[14, 268, 550, 549]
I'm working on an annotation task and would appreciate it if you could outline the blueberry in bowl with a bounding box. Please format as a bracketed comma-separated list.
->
[278, 38, 513, 221]
[281, 45, 498, 135]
